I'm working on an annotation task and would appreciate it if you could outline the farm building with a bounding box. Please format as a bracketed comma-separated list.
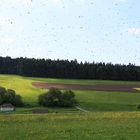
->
[0, 103, 15, 112]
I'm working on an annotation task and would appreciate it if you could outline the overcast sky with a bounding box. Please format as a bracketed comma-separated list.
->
[0, 0, 140, 65]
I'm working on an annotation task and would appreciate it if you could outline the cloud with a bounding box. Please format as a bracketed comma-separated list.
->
[0, 0, 33, 7]
[53, 0, 61, 3]
[127, 28, 140, 35]
[15, 0, 32, 5]
[0, 0, 32, 5]
[119, 0, 127, 2]
[52, 0, 85, 5]
[115, 0, 127, 3]
[0, 38, 15, 44]
[74, 0, 85, 4]
[0, 17, 11, 24]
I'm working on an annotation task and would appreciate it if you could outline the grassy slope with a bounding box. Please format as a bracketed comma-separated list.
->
[0, 112, 140, 140]
[0, 74, 140, 111]
[0, 74, 44, 106]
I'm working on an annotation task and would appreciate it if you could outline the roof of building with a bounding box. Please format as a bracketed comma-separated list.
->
[0, 103, 14, 108]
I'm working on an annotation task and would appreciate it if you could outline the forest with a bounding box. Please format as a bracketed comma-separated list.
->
[0, 56, 140, 81]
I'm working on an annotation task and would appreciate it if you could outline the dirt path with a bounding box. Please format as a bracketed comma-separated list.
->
[75, 106, 89, 113]
[32, 82, 140, 92]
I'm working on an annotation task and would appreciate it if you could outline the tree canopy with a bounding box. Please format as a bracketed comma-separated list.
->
[0, 56, 140, 81]
[0, 87, 24, 107]
[38, 88, 77, 107]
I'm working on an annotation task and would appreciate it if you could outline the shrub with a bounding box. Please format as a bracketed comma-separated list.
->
[0, 87, 6, 94]
[39, 88, 62, 107]
[137, 104, 140, 109]
[0, 87, 24, 107]
[38, 88, 77, 107]
[60, 90, 77, 107]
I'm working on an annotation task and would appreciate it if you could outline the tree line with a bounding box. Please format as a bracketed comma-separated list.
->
[0, 56, 140, 81]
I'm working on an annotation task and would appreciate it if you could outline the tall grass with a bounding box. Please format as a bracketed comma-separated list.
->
[0, 112, 140, 140]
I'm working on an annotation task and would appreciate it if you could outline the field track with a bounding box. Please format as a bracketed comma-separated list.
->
[32, 82, 140, 92]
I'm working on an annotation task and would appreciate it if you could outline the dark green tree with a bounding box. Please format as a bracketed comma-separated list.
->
[60, 90, 77, 107]
[0, 56, 140, 81]
[38, 88, 77, 107]
[0, 87, 24, 107]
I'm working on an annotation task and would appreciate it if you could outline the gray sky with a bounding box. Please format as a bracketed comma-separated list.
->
[0, 0, 140, 65]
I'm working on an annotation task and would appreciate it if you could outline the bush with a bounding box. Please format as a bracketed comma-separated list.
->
[39, 88, 62, 107]
[38, 88, 77, 107]
[60, 90, 77, 107]
[0, 87, 24, 107]
[0, 86, 6, 94]
[137, 104, 140, 109]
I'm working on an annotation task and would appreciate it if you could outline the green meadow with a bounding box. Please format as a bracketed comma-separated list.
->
[0, 74, 44, 106]
[1, 112, 140, 140]
[1, 74, 140, 139]
[0, 74, 140, 111]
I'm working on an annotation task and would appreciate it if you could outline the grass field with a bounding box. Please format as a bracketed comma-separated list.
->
[26, 76, 140, 85]
[0, 74, 140, 111]
[76, 90, 140, 111]
[1, 112, 140, 140]
[0, 74, 44, 106]
[1, 74, 140, 139]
